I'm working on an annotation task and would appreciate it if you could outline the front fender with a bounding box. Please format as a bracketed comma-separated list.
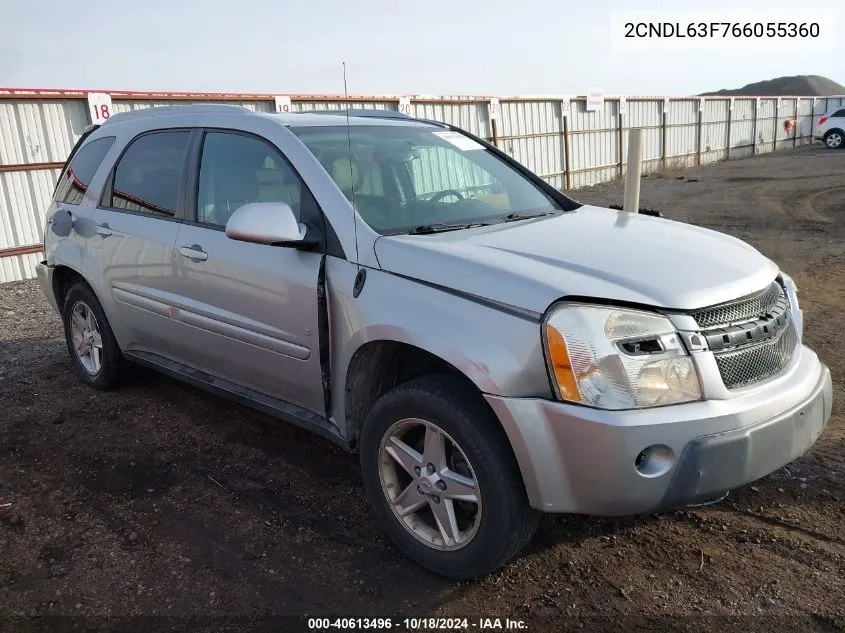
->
[326, 258, 553, 433]
[344, 323, 507, 395]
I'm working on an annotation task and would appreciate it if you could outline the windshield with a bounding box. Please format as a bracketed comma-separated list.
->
[291, 124, 570, 234]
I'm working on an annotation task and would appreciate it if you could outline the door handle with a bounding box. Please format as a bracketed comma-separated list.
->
[178, 245, 208, 261]
[96, 223, 112, 237]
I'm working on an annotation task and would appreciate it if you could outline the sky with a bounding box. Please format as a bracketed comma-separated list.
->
[0, 0, 841, 97]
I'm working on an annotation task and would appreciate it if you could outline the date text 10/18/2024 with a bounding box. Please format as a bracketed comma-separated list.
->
[307, 618, 528, 630]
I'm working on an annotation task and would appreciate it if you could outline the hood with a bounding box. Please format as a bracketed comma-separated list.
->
[374, 205, 779, 315]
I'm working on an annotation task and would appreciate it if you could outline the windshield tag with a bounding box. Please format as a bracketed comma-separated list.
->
[434, 131, 484, 151]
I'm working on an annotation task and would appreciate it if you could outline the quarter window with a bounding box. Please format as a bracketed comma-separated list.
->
[110, 131, 190, 217]
[197, 132, 305, 227]
[831, 109, 845, 118]
[54, 137, 115, 205]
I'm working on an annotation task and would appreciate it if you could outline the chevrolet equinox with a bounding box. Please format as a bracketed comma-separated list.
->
[37, 105, 832, 578]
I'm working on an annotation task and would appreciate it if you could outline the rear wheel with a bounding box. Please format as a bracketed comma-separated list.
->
[62, 283, 122, 389]
[360, 375, 539, 579]
[824, 130, 843, 149]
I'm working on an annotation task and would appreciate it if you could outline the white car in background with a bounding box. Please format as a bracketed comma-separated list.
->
[816, 108, 845, 148]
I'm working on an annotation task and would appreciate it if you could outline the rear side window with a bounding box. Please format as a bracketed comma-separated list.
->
[54, 137, 115, 205]
[832, 109, 845, 118]
[109, 131, 190, 217]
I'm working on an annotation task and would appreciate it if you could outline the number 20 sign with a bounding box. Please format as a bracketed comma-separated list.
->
[87, 93, 113, 124]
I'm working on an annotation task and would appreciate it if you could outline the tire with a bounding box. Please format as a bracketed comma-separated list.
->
[823, 130, 843, 149]
[62, 282, 122, 389]
[360, 374, 539, 579]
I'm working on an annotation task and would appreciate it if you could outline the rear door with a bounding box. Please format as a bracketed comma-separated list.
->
[89, 129, 191, 356]
[169, 129, 325, 415]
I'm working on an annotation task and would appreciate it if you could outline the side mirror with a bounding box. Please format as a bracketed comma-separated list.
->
[225, 202, 315, 248]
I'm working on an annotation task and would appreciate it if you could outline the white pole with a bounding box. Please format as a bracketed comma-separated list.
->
[623, 128, 643, 213]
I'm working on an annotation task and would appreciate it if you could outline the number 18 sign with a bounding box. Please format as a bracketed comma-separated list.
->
[87, 93, 113, 124]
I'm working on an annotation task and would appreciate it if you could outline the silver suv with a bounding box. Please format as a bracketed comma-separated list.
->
[37, 105, 832, 578]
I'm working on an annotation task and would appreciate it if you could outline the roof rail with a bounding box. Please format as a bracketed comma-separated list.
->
[295, 108, 449, 128]
[102, 103, 252, 125]
[298, 108, 411, 120]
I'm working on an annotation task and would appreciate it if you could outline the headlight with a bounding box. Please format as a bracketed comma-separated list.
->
[543, 304, 702, 410]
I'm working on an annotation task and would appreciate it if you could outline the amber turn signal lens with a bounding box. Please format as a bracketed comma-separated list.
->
[546, 326, 582, 402]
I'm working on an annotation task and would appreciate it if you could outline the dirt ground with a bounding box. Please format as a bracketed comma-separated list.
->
[1, 145, 843, 632]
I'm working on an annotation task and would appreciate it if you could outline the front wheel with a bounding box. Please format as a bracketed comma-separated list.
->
[360, 375, 539, 579]
[824, 130, 843, 149]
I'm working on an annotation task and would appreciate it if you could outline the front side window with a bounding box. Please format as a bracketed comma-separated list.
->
[292, 125, 569, 234]
[110, 131, 190, 217]
[54, 137, 115, 205]
[196, 131, 305, 227]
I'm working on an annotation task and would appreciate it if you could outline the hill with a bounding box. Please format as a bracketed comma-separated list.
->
[701, 75, 845, 96]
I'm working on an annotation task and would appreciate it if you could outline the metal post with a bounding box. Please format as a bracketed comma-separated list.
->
[562, 106, 572, 191]
[751, 99, 758, 156]
[810, 98, 816, 141]
[660, 108, 667, 170]
[726, 101, 732, 160]
[793, 98, 799, 147]
[623, 129, 643, 213]
[773, 102, 778, 152]
[490, 118, 499, 147]
[617, 102, 624, 179]
[696, 105, 702, 166]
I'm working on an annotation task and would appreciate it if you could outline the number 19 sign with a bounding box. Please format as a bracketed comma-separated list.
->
[87, 93, 113, 124]
[274, 96, 292, 113]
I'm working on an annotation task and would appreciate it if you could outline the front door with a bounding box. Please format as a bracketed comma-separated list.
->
[169, 130, 325, 415]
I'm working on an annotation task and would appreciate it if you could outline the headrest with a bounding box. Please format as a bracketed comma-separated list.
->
[256, 168, 284, 185]
[331, 157, 359, 192]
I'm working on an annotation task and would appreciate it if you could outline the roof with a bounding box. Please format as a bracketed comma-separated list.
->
[101, 104, 440, 129]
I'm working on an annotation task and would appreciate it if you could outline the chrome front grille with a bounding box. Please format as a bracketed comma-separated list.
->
[689, 281, 798, 390]
[712, 317, 798, 389]
[690, 282, 782, 329]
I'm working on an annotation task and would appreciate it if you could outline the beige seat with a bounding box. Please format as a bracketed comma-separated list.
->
[256, 167, 301, 214]
[331, 157, 360, 201]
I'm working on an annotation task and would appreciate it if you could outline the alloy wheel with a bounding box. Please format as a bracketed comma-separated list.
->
[378, 418, 482, 551]
[70, 301, 103, 375]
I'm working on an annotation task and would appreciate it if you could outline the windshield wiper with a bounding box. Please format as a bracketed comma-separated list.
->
[501, 209, 561, 223]
[407, 221, 494, 235]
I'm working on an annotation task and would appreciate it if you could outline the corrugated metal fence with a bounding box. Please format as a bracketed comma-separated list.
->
[1, 88, 843, 282]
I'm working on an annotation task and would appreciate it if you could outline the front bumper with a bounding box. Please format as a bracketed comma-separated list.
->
[35, 260, 59, 315]
[486, 346, 832, 515]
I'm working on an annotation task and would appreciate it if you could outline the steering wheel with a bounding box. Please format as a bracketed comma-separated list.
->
[429, 189, 465, 203]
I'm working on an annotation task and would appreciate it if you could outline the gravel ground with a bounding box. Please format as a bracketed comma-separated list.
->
[1, 144, 843, 632]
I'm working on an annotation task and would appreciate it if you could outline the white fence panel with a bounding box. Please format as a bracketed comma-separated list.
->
[1, 89, 843, 281]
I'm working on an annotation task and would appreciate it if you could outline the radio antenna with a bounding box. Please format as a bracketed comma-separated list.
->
[343, 61, 360, 266]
